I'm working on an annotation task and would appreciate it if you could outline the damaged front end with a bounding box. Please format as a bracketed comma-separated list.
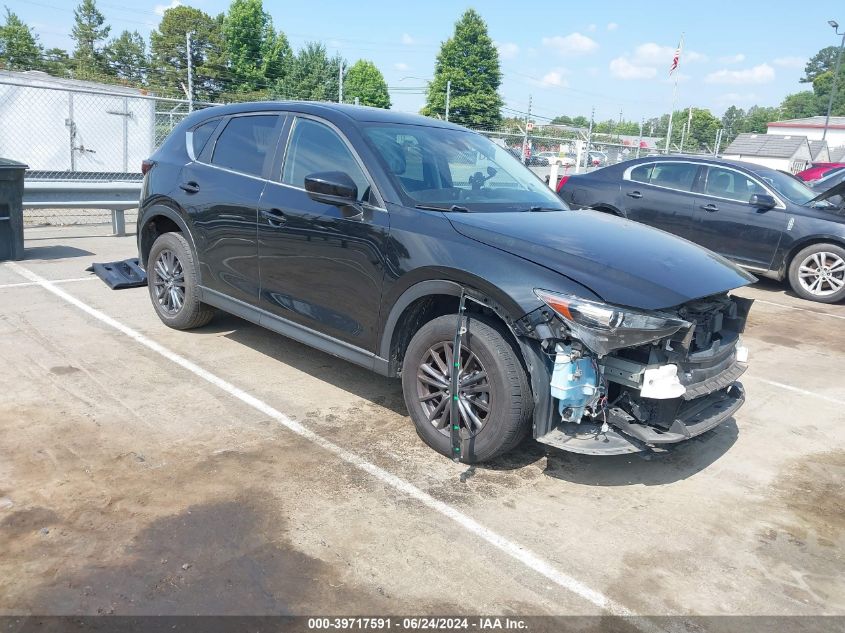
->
[521, 290, 753, 455]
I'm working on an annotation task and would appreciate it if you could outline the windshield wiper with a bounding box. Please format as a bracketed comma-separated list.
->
[524, 206, 563, 212]
[415, 204, 470, 213]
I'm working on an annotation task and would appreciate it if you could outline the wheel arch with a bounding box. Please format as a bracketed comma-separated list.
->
[138, 204, 198, 277]
[378, 279, 526, 378]
[781, 234, 845, 279]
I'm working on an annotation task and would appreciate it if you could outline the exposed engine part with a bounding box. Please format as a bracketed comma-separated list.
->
[549, 344, 602, 423]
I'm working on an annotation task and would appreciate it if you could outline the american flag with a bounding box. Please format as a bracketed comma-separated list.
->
[669, 37, 683, 76]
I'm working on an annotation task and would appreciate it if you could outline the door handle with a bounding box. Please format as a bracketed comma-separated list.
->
[626, 190, 643, 199]
[260, 208, 288, 227]
[700, 203, 719, 212]
[179, 181, 200, 194]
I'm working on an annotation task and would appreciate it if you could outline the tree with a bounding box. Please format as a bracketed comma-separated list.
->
[812, 67, 845, 117]
[0, 9, 42, 70]
[273, 42, 342, 101]
[779, 90, 822, 119]
[741, 105, 780, 133]
[222, 0, 291, 92]
[422, 9, 503, 127]
[342, 59, 390, 108]
[42, 47, 71, 76]
[103, 30, 147, 83]
[720, 105, 745, 144]
[802, 46, 838, 83]
[71, 0, 110, 75]
[150, 6, 225, 100]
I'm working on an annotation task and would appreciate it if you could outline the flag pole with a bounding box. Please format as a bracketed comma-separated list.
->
[664, 33, 683, 154]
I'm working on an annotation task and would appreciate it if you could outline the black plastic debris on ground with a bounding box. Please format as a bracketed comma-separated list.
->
[86, 258, 147, 289]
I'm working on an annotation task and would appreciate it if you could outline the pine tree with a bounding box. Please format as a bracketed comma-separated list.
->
[150, 6, 225, 100]
[0, 9, 43, 70]
[71, 0, 110, 75]
[223, 0, 291, 93]
[103, 30, 147, 84]
[273, 42, 343, 102]
[343, 60, 390, 108]
[422, 9, 503, 127]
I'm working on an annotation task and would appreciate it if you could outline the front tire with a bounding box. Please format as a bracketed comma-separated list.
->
[147, 232, 214, 329]
[787, 243, 845, 303]
[401, 314, 532, 463]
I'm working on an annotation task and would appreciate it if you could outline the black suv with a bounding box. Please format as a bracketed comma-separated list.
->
[139, 102, 753, 462]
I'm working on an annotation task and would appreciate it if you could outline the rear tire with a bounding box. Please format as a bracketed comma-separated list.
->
[401, 314, 532, 463]
[787, 243, 845, 304]
[147, 232, 214, 329]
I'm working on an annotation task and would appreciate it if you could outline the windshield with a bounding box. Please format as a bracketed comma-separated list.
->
[362, 123, 567, 212]
[755, 168, 819, 205]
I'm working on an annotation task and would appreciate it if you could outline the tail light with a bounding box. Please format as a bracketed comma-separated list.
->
[141, 159, 156, 175]
[556, 175, 570, 192]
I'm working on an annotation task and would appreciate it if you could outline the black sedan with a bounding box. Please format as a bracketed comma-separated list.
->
[558, 156, 845, 303]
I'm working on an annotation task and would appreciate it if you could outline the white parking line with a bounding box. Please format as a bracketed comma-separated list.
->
[746, 375, 845, 407]
[753, 298, 845, 321]
[5, 261, 663, 632]
[0, 276, 97, 290]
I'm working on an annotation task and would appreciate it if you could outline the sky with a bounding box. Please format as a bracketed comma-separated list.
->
[10, 0, 845, 123]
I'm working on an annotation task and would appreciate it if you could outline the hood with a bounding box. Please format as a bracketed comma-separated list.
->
[447, 210, 755, 311]
[809, 178, 845, 207]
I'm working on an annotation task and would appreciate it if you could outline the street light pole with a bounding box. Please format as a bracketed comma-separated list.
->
[823, 20, 844, 142]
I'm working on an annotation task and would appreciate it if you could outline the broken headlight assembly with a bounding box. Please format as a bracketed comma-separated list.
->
[534, 289, 692, 356]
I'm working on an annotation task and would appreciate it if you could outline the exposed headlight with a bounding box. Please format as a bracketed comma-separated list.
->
[534, 289, 691, 356]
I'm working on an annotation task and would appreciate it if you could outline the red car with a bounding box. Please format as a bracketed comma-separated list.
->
[796, 162, 845, 182]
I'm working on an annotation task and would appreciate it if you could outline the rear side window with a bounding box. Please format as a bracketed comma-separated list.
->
[648, 162, 698, 192]
[630, 164, 653, 183]
[190, 119, 219, 158]
[211, 115, 279, 178]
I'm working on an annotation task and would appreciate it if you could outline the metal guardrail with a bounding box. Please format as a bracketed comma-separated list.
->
[23, 180, 141, 236]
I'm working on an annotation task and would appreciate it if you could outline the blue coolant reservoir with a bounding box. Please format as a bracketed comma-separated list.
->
[550, 344, 598, 423]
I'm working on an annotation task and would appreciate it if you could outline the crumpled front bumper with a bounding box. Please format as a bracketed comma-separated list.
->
[535, 382, 744, 456]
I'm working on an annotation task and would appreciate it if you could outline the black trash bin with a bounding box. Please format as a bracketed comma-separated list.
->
[0, 159, 27, 261]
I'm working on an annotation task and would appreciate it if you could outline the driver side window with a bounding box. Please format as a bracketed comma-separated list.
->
[704, 167, 766, 203]
[282, 118, 371, 203]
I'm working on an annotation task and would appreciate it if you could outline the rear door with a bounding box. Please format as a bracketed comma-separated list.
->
[182, 113, 283, 305]
[692, 165, 788, 269]
[620, 161, 702, 239]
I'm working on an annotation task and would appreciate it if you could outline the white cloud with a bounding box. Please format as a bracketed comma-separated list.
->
[715, 92, 759, 105]
[495, 41, 519, 60]
[718, 53, 745, 64]
[633, 42, 707, 65]
[773, 56, 805, 68]
[154, 0, 180, 16]
[393, 62, 409, 71]
[541, 33, 599, 56]
[606, 22, 619, 31]
[705, 63, 775, 84]
[539, 70, 569, 88]
[609, 57, 657, 80]
[401, 33, 415, 45]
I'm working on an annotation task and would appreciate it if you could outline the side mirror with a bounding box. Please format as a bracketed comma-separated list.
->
[749, 193, 776, 210]
[304, 171, 358, 206]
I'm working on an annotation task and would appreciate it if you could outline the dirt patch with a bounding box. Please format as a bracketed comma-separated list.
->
[19, 497, 391, 615]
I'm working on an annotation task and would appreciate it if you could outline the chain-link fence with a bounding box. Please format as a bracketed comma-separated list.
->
[0, 73, 215, 225]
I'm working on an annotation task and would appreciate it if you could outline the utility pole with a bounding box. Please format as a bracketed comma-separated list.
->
[338, 62, 344, 103]
[823, 21, 845, 142]
[636, 118, 644, 158]
[714, 128, 723, 156]
[522, 94, 532, 165]
[185, 31, 193, 112]
[585, 106, 594, 168]
[680, 106, 692, 152]
[445, 80, 451, 121]
[617, 107, 623, 143]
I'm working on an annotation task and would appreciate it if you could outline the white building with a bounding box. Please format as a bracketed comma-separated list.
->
[0, 70, 156, 175]
[766, 116, 845, 157]
[722, 133, 812, 173]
